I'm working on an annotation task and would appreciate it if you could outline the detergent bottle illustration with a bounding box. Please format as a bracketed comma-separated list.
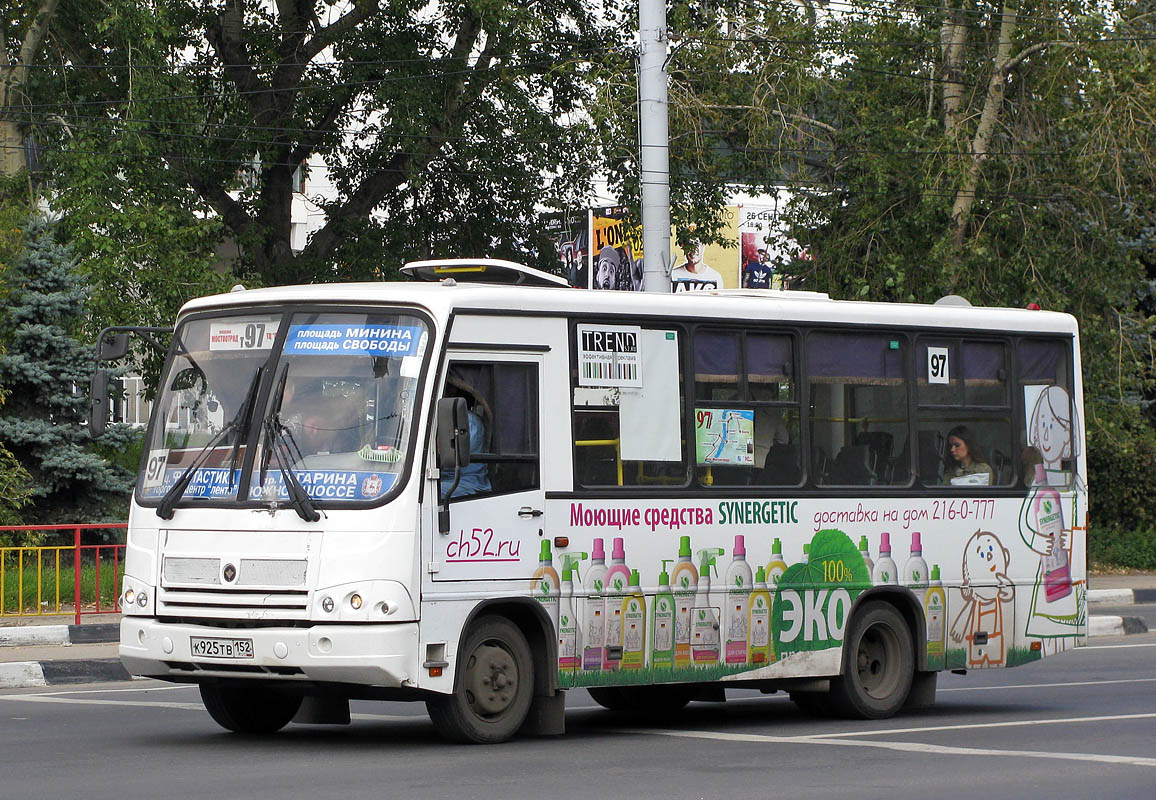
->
[1033, 463, 1073, 602]
[725, 535, 754, 665]
[691, 547, 724, 664]
[872, 532, 898, 585]
[621, 570, 647, 670]
[557, 552, 587, 672]
[924, 564, 946, 668]
[765, 537, 788, 587]
[858, 535, 874, 579]
[582, 538, 608, 670]
[903, 531, 930, 590]
[602, 537, 632, 669]
[530, 540, 560, 630]
[669, 535, 699, 667]
[748, 566, 772, 665]
[651, 559, 676, 670]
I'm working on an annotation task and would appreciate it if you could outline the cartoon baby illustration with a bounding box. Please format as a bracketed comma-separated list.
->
[950, 530, 1014, 668]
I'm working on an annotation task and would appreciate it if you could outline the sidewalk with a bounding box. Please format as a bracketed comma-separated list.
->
[2, 576, 1153, 690]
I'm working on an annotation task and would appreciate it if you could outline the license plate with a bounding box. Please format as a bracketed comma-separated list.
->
[190, 636, 254, 659]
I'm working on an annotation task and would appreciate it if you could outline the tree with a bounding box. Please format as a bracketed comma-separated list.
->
[26, 0, 610, 304]
[0, 0, 59, 177]
[0, 217, 135, 522]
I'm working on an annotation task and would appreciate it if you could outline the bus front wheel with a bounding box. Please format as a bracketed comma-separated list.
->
[199, 685, 302, 733]
[829, 601, 914, 719]
[427, 615, 534, 744]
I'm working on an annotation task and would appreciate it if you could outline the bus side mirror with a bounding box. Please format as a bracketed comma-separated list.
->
[98, 333, 130, 362]
[437, 397, 471, 468]
[89, 369, 111, 438]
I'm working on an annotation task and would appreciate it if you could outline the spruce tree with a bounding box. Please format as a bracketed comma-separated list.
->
[0, 217, 133, 522]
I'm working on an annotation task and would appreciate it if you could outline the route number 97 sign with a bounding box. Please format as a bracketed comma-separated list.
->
[209, 317, 280, 351]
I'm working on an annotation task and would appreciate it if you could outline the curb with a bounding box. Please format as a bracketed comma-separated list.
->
[0, 623, 119, 648]
[1087, 615, 1149, 637]
[1088, 588, 1156, 606]
[0, 658, 132, 689]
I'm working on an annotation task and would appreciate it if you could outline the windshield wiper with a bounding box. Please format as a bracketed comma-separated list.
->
[156, 366, 263, 520]
[257, 363, 320, 522]
[261, 414, 321, 522]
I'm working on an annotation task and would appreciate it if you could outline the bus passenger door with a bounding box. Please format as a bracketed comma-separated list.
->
[430, 353, 544, 582]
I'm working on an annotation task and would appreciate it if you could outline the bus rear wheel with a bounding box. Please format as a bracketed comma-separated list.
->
[426, 615, 534, 744]
[199, 685, 302, 734]
[829, 601, 914, 719]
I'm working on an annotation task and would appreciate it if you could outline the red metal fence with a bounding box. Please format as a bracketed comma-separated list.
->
[0, 524, 127, 624]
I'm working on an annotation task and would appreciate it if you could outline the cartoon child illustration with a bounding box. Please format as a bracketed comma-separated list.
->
[949, 530, 1014, 668]
[1019, 383, 1085, 650]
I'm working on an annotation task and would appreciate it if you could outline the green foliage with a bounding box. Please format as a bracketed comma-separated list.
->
[0, 218, 135, 522]
[1089, 526, 1156, 571]
[26, 0, 612, 293]
[1086, 401, 1156, 536]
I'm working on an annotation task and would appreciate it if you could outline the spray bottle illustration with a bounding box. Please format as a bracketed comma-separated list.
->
[602, 537, 632, 670]
[725, 535, 754, 665]
[530, 540, 560, 631]
[692, 547, 724, 664]
[651, 560, 676, 670]
[765, 537, 788, 588]
[669, 535, 699, 667]
[748, 566, 773, 665]
[621, 570, 647, 669]
[1032, 463, 1073, 602]
[859, 536, 874, 579]
[557, 552, 588, 672]
[872, 532, 898, 585]
[903, 532, 929, 590]
[924, 564, 946, 669]
[582, 538, 608, 671]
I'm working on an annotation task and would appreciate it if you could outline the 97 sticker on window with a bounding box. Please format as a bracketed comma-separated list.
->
[208, 317, 280, 351]
[142, 450, 169, 490]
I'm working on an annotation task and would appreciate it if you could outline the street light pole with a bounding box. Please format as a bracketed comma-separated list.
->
[639, 0, 671, 293]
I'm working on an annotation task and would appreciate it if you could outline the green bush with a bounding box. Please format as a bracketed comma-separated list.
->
[1088, 525, 1156, 571]
[1086, 401, 1156, 539]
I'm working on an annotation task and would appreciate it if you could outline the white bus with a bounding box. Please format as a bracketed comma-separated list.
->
[105, 260, 1087, 743]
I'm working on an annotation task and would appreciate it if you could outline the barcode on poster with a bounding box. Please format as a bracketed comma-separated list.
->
[583, 361, 638, 382]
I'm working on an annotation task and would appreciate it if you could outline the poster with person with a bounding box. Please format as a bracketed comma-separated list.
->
[546, 210, 590, 288]
[591, 207, 645, 291]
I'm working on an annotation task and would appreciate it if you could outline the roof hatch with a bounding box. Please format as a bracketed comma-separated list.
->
[400, 258, 570, 287]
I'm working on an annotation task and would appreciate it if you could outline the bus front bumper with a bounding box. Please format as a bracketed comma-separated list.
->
[120, 617, 418, 688]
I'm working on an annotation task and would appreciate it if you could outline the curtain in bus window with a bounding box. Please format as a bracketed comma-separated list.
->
[808, 333, 904, 382]
[963, 341, 1007, 406]
[745, 333, 793, 401]
[694, 331, 739, 401]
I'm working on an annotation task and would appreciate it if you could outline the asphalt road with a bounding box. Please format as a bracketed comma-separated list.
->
[3, 632, 1155, 800]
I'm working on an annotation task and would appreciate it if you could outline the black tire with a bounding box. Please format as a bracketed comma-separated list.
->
[199, 685, 303, 734]
[829, 601, 914, 719]
[426, 615, 534, 744]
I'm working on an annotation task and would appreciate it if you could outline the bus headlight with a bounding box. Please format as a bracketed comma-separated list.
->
[321, 596, 335, 613]
[349, 594, 363, 610]
[311, 581, 415, 622]
[120, 576, 154, 616]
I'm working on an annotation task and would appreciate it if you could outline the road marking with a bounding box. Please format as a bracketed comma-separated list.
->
[940, 676, 1156, 692]
[621, 725, 1156, 768]
[1079, 642, 1156, 650]
[806, 711, 1156, 738]
[11, 684, 195, 697]
[0, 691, 423, 722]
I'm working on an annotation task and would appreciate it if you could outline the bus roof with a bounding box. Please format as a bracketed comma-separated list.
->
[180, 281, 1079, 336]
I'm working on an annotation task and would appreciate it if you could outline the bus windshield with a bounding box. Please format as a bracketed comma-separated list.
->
[138, 309, 430, 507]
